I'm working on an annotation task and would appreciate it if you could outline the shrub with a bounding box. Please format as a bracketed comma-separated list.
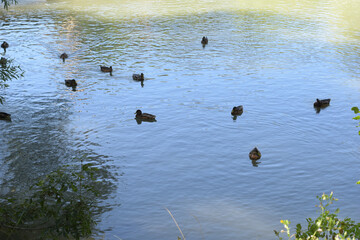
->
[274, 192, 360, 240]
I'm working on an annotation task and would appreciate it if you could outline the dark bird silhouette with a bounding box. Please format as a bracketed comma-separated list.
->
[133, 73, 144, 81]
[231, 105, 243, 120]
[231, 105, 243, 116]
[249, 147, 261, 160]
[201, 36, 208, 45]
[60, 53, 68, 62]
[65, 79, 77, 91]
[135, 109, 156, 123]
[313, 98, 331, 113]
[313, 98, 330, 108]
[100, 65, 113, 76]
[1, 41, 9, 53]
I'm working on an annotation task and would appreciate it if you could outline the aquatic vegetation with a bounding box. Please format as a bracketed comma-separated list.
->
[274, 192, 360, 240]
[0, 57, 23, 104]
[0, 163, 112, 239]
[165, 207, 186, 240]
[351, 107, 360, 136]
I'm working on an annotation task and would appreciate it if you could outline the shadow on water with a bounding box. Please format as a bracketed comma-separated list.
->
[314, 105, 330, 114]
[0, 95, 120, 239]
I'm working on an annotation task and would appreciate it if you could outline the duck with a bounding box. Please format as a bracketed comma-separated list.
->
[313, 98, 330, 108]
[60, 53, 68, 62]
[100, 65, 113, 76]
[201, 36, 208, 45]
[65, 79, 77, 87]
[1, 41, 9, 52]
[133, 73, 144, 81]
[0, 112, 11, 121]
[249, 147, 261, 160]
[65, 79, 77, 91]
[231, 105, 243, 116]
[135, 109, 156, 121]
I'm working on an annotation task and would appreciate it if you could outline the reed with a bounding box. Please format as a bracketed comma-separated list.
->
[165, 207, 186, 240]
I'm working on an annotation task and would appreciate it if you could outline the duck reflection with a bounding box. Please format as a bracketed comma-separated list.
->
[0, 57, 7, 67]
[251, 159, 261, 167]
[133, 73, 145, 88]
[135, 117, 157, 125]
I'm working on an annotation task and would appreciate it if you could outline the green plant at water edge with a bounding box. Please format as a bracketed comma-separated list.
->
[351, 107, 360, 136]
[351, 107, 360, 185]
[0, 58, 23, 104]
[0, 163, 103, 239]
[274, 192, 360, 240]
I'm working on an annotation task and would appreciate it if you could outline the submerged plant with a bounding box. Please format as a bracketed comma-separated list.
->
[0, 57, 23, 104]
[274, 192, 360, 240]
[0, 163, 108, 239]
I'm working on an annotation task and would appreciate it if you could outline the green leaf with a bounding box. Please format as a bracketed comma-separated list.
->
[356, 180, 360, 184]
[352, 107, 360, 114]
[353, 116, 360, 120]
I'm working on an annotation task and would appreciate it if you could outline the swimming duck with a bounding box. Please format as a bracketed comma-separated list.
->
[1, 41, 9, 52]
[65, 79, 77, 91]
[60, 53, 68, 62]
[0, 112, 11, 121]
[249, 147, 261, 160]
[65, 79, 77, 88]
[135, 110, 156, 121]
[201, 36, 208, 45]
[133, 73, 144, 81]
[313, 98, 330, 108]
[231, 105, 243, 116]
[100, 65, 113, 75]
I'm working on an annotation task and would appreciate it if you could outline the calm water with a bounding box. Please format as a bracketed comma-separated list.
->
[1, 0, 360, 239]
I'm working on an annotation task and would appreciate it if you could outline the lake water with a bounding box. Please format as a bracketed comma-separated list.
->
[1, 0, 360, 239]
